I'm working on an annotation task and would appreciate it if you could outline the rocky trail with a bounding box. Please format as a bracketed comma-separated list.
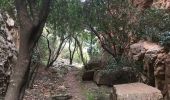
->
[64, 68, 86, 100]
[23, 59, 111, 100]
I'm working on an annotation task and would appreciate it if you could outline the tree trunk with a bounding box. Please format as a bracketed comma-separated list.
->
[46, 39, 66, 69]
[5, 0, 51, 99]
[69, 39, 77, 65]
[5, 31, 31, 100]
[69, 38, 72, 65]
[74, 36, 86, 65]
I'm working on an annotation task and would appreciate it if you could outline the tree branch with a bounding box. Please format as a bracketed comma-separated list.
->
[88, 24, 115, 57]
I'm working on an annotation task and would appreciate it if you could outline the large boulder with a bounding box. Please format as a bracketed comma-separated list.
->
[111, 83, 163, 100]
[129, 41, 146, 61]
[129, 41, 170, 99]
[84, 61, 102, 70]
[93, 68, 138, 86]
[0, 11, 18, 96]
[82, 70, 95, 81]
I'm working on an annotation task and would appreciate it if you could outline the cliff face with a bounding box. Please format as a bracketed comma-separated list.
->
[129, 41, 170, 100]
[153, 0, 170, 9]
[0, 11, 18, 96]
[131, 0, 170, 10]
[131, 0, 153, 9]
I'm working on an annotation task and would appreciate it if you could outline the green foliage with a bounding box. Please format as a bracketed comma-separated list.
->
[0, 0, 13, 10]
[136, 8, 170, 42]
[86, 92, 95, 100]
[3, 0, 170, 67]
[41, 0, 170, 66]
[160, 32, 170, 50]
[106, 56, 143, 71]
[37, 36, 49, 64]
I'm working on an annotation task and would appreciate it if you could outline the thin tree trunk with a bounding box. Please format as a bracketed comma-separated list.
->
[88, 24, 115, 57]
[46, 39, 65, 68]
[42, 35, 52, 68]
[71, 40, 77, 65]
[69, 38, 77, 65]
[74, 36, 86, 65]
[27, 63, 39, 89]
[69, 38, 72, 65]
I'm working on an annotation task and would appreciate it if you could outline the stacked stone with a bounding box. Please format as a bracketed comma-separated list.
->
[0, 11, 17, 96]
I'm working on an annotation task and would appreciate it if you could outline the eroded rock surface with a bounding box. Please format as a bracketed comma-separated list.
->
[111, 83, 163, 100]
[131, 0, 153, 9]
[129, 41, 170, 99]
[93, 68, 138, 86]
[0, 11, 18, 96]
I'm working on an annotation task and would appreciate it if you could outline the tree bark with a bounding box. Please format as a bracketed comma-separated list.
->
[69, 38, 77, 65]
[5, 30, 31, 100]
[46, 39, 66, 68]
[73, 36, 86, 65]
[5, 0, 51, 99]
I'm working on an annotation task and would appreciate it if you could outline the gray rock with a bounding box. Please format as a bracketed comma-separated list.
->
[93, 68, 138, 86]
[111, 83, 163, 100]
[0, 11, 17, 96]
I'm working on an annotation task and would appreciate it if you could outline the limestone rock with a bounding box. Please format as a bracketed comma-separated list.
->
[131, 0, 153, 9]
[165, 54, 170, 100]
[84, 61, 102, 70]
[129, 41, 170, 99]
[0, 11, 18, 96]
[82, 70, 95, 81]
[93, 68, 138, 86]
[129, 42, 146, 61]
[153, 0, 170, 10]
[111, 83, 163, 100]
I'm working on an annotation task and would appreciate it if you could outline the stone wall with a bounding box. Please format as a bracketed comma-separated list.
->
[129, 41, 169, 100]
[0, 11, 18, 96]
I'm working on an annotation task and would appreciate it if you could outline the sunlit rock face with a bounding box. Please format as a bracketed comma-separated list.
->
[129, 41, 170, 100]
[130, 0, 153, 9]
[131, 0, 170, 10]
[0, 11, 18, 96]
[111, 83, 163, 100]
[153, 0, 170, 10]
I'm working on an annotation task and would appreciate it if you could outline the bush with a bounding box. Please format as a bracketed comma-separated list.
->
[159, 31, 170, 51]
[106, 55, 143, 72]
[86, 92, 95, 100]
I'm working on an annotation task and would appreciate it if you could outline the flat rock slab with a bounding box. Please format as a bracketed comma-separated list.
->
[111, 83, 163, 100]
[93, 68, 138, 86]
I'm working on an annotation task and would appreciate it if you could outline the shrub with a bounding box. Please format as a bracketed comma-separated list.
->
[159, 31, 170, 51]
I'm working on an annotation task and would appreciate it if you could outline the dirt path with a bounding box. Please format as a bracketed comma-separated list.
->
[23, 63, 111, 100]
[64, 68, 86, 100]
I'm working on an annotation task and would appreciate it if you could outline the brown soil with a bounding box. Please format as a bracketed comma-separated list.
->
[23, 65, 111, 100]
[64, 68, 86, 100]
